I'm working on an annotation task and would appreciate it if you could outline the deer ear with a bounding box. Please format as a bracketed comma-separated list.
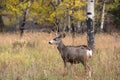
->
[58, 33, 66, 38]
[61, 33, 66, 38]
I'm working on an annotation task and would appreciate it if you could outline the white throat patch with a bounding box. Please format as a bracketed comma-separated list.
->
[49, 39, 55, 43]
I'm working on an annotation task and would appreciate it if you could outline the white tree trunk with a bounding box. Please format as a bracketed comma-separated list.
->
[77, 20, 80, 28]
[86, 0, 95, 50]
[67, 7, 71, 29]
[87, 0, 94, 20]
[100, 1, 106, 31]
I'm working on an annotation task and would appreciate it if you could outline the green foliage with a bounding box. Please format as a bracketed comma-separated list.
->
[107, 0, 120, 28]
[0, 0, 86, 26]
[0, 0, 25, 15]
[94, 0, 120, 29]
[1, 0, 120, 29]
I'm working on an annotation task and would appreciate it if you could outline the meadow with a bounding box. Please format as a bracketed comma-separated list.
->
[0, 32, 119, 80]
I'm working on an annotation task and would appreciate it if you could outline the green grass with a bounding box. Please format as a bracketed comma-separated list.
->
[0, 32, 119, 80]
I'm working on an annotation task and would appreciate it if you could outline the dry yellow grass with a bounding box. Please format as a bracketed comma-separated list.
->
[0, 32, 120, 80]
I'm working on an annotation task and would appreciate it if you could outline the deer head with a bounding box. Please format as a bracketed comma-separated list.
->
[49, 33, 66, 45]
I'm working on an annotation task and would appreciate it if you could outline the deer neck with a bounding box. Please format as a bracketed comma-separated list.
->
[57, 41, 66, 55]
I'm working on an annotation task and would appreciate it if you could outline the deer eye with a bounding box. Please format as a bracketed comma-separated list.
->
[53, 38, 59, 41]
[53, 38, 56, 41]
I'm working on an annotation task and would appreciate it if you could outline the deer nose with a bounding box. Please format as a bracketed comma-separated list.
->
[49, 42, 52, 44]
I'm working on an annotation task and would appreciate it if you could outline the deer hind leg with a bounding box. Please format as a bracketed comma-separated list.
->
[83, 62, 92, 78]
[86, 64, 92, 78]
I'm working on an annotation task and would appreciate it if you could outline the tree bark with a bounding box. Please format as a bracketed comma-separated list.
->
[20, 1, 31, 37]
[50, 0, 62, 34]
[86, 0, 95, 50]
[71, 0, 75, 34]
[0, 15, 4, 32]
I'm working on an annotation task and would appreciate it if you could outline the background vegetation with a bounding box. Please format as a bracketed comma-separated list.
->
[0, 32, 119, 80]
[0, 0, 120, 80]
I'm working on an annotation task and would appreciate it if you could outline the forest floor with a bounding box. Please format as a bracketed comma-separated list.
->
[0, 32, 120, 80]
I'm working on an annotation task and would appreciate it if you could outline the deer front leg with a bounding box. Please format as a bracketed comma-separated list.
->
[70, 63, 74, 76]
[63, 60, 67, 76]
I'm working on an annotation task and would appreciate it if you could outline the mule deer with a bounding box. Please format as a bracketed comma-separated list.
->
[49, 34, 92, 76]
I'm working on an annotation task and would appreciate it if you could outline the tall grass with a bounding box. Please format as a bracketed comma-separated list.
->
[0, 32, 119, 80]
